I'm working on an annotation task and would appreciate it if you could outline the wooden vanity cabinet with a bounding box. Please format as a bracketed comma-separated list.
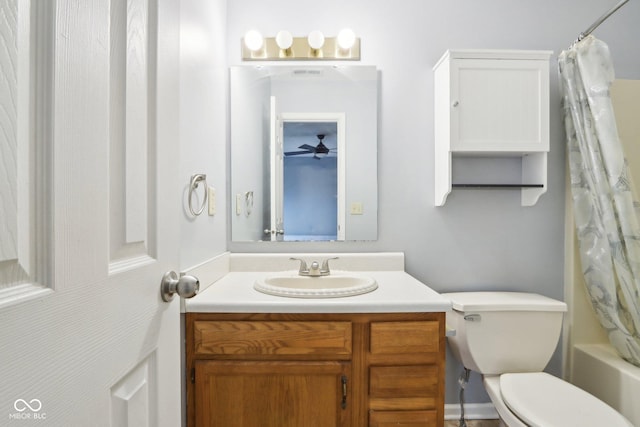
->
[186, 312, 445, 427]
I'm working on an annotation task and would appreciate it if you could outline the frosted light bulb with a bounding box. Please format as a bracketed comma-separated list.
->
[337, 28, 356, 50]
[307, 30, 325, 50]
[244, 30, 263, 51]
[275, 30, 293, 50]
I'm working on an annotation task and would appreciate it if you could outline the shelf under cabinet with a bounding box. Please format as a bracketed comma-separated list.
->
[435, 151, 547, 206]
[451, 184, 544, 188]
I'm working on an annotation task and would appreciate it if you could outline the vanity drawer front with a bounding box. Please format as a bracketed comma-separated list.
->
[193, 321, 352, 357]
[370, 321, 439, 354]
[369, 410, 437, 427]
[369, 365, 439, 399]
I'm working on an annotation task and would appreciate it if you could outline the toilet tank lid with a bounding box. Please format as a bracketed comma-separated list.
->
[442, 292, 567, 312]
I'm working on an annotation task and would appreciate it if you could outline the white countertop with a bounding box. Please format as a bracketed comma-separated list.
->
[185, 270, 452, 314]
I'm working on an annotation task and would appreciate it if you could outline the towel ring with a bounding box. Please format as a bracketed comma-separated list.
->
[188, 174, 208, 217]
[245, 191, 254, 216]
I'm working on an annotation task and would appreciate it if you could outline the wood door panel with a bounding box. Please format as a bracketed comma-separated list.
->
[369, 365, 439, 398]
[370, 321, 439, 354]
[369, 410, 437, 427]
[195, 360, 351, 427]
[193, 320, 352, 357]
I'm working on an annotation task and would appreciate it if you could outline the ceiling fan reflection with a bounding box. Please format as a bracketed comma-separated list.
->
[284, 134, 336, 159]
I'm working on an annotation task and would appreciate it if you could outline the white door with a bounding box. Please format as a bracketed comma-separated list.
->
[269, 96, 284, 241]
[0, 1, 182, 426]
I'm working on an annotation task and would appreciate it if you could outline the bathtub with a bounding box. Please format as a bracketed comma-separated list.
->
[571, 344, 640, 426]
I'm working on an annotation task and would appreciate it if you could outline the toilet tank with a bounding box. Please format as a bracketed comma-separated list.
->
[442, 292, 567, 375]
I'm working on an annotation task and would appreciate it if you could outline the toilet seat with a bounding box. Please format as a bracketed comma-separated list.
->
[499, 372, 633, 427]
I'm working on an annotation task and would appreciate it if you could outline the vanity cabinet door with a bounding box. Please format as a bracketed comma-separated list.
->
[194, 360, 351, 427]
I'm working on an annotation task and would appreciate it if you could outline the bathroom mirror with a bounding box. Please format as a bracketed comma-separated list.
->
[230, 65, 378, 242]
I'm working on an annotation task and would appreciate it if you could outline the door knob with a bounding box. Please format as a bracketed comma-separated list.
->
[161, 271, 200, 302]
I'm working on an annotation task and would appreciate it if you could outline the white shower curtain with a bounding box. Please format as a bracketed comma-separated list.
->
[559, 35, 640, 367]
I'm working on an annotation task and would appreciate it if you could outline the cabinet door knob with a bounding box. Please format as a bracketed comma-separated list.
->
[452, 101, 459, 107]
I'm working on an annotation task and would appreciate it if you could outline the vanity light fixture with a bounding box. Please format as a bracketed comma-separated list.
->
[241, 28, 361, 61]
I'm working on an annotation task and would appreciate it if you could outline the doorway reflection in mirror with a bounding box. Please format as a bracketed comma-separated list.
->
[283, 122, 339, 241]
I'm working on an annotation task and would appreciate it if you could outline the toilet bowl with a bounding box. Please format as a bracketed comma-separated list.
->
[443, 292, 633, 427]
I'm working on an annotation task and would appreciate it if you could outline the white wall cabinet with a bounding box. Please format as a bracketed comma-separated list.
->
[434, 49, 552, 206]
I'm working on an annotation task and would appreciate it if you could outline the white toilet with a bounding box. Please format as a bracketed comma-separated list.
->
[443, 292, 633, 427]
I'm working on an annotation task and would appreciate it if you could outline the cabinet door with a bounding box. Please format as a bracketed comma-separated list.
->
[450, 58, 549, 152]
[195, 360, 351, 427]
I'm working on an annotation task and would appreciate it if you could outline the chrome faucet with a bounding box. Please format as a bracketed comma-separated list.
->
[290, 257, 339, 277]
[321, 257, 338, 274]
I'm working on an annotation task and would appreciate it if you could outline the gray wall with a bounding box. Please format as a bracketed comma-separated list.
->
[213, 0, 640, 406]
[179, 0, 229, 268]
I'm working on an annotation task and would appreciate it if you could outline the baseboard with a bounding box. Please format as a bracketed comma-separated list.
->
[445, 403, 499, 420]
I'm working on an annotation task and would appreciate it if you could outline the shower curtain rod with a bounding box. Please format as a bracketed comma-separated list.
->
[576, 0, 630, 43]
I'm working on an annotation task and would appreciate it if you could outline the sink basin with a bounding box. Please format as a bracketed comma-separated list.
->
[254, 271, 378, 298]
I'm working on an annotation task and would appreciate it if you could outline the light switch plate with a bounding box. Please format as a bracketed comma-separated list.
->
[208, 187, 216, 216]
[235, 194, 242, 215]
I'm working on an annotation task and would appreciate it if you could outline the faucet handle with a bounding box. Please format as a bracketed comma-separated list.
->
[290, 257, 308, 274]
[321, 257, 339, 273]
